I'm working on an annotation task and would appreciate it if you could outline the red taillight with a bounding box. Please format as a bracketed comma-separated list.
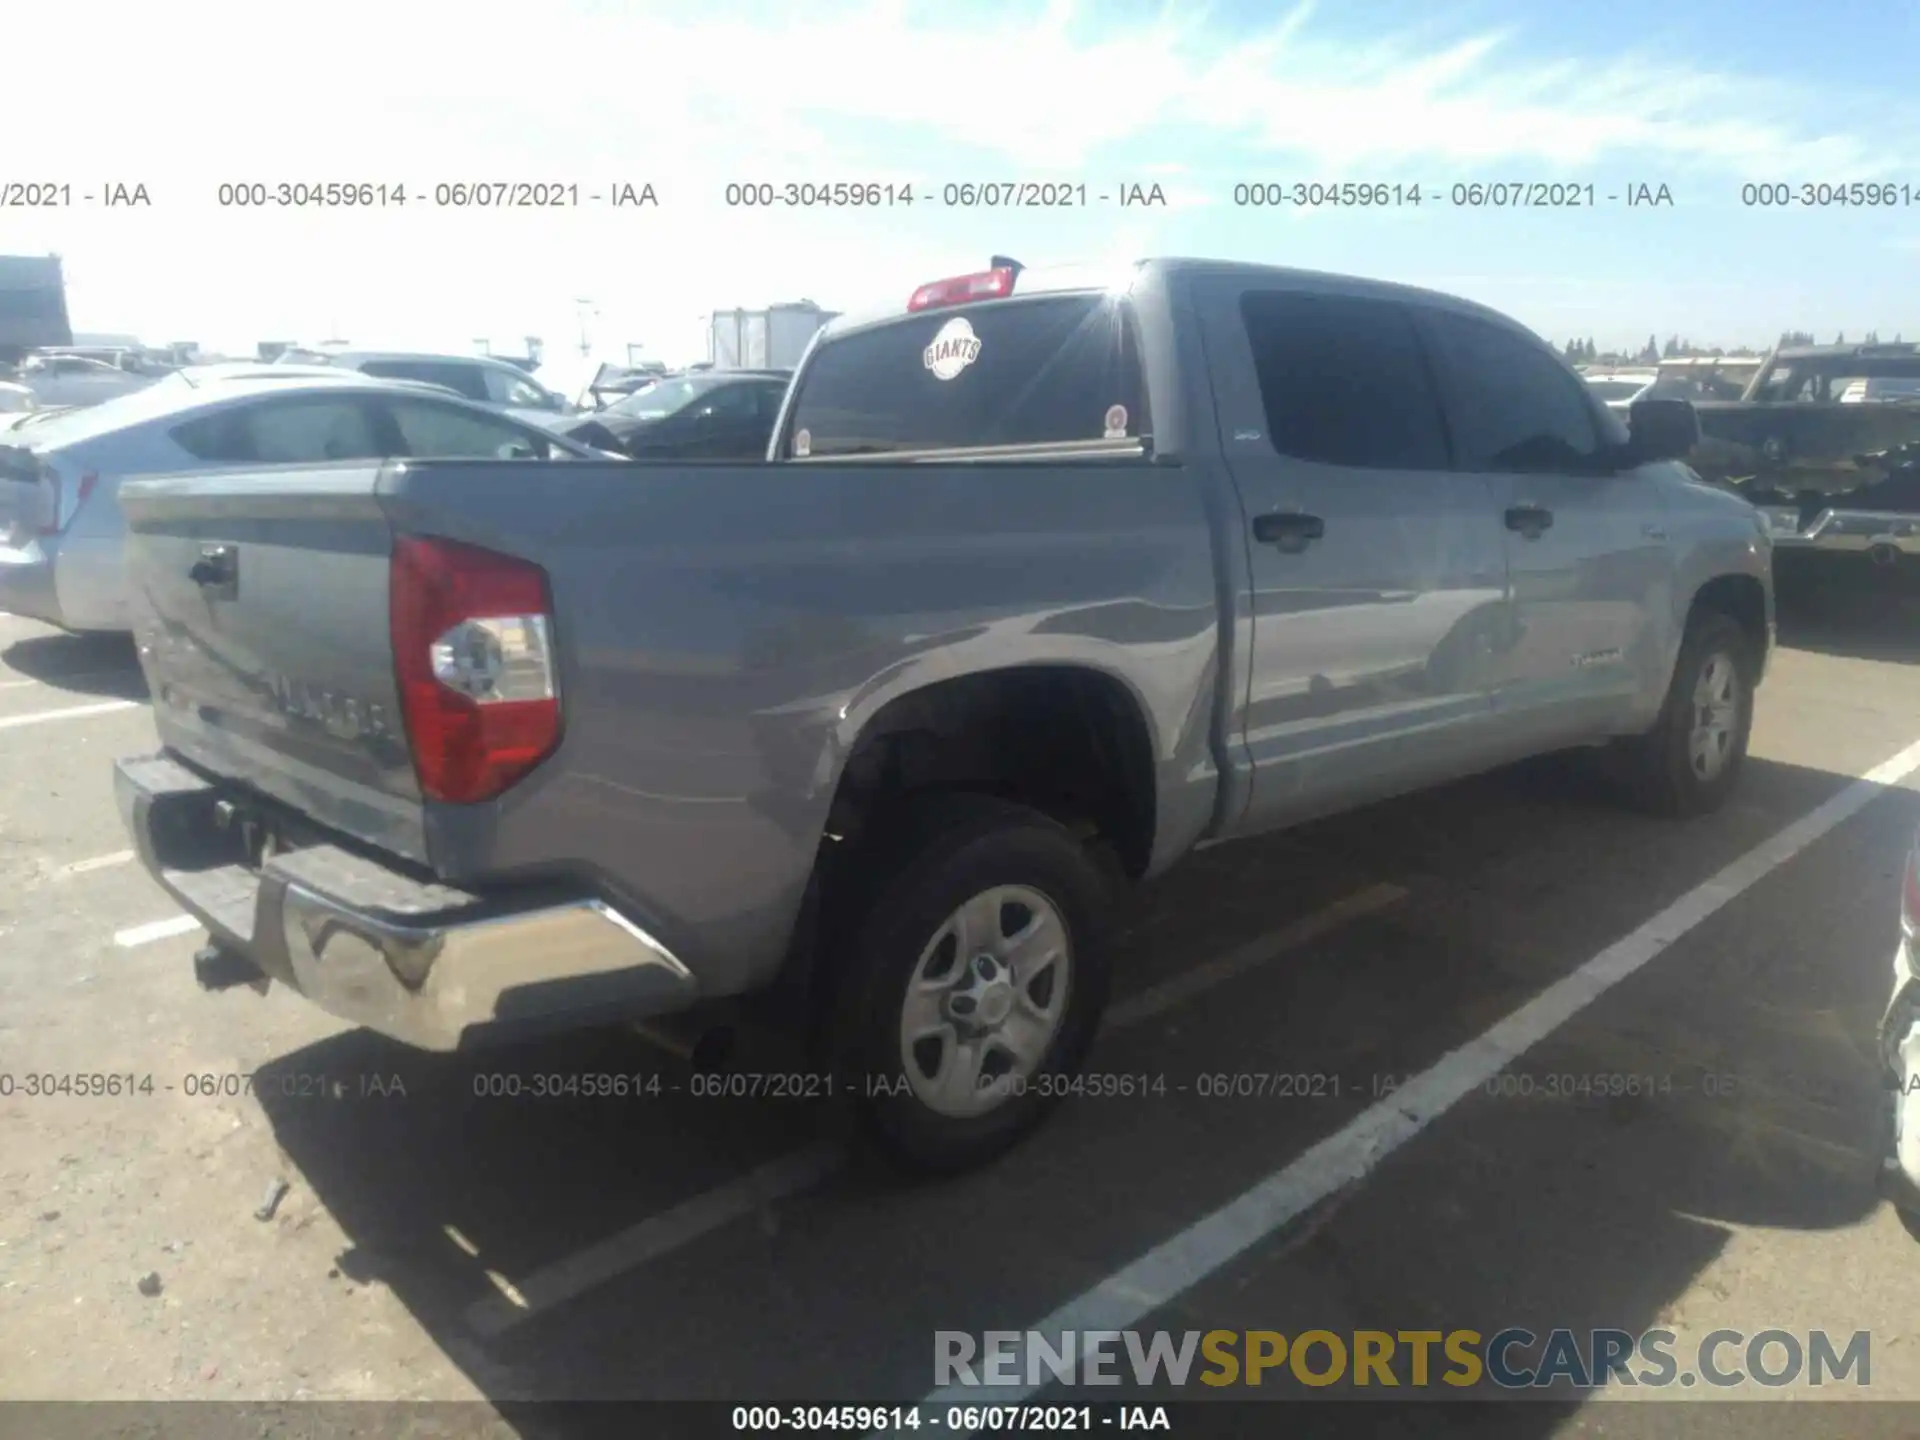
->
[389, 535, 561, 804]
[1904, 843, 1920, 936]
[33, 468, 95, 537]
[907, 268, 1017, 312]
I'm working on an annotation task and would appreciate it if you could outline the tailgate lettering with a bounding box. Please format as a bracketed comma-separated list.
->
[269, 674, 393, 742]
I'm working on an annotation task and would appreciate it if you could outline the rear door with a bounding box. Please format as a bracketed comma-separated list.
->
[1414, 307, 1672, 745]
[1191, 279, 1512, 833]
[741, 380, 789, 459]
[682, 382, 768, 457]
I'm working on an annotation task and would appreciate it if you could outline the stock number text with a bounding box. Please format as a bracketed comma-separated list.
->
[218, 182, 409, 208]
[1741, 182, 1920, 208]
[724, 182, 915, 208]
[1235, 181, 1425, 208]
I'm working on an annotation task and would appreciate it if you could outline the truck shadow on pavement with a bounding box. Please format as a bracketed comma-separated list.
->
[249, 747, 1915, 1428]
[1, 631, 147, 699]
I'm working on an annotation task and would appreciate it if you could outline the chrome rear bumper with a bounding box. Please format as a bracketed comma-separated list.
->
[114, 752, 699, 1050]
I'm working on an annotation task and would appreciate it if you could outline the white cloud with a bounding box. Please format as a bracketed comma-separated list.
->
[8, 0, 1915, 355]
[16, 2, 1914, 180]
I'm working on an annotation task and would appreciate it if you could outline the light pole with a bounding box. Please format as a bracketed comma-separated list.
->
[574, 298, 599, 357]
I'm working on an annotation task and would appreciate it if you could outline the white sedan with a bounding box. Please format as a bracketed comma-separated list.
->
[0, 367, 605, 633]
[1582, 370, 1659, 414]
[18, 353, 157, 409]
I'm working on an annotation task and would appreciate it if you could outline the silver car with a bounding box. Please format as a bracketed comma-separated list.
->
[1582, 370, 1659, 415]
[274, 349, 575, 430]
[1840, 377, 1920, 404]
[18, 352, 157, 409]
[0, 366, 598, 633]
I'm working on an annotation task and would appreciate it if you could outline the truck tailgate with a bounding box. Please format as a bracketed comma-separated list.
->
[118, 465, 428, 863]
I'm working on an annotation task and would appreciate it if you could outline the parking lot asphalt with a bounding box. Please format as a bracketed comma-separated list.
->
[3, 600, 1920, 1436]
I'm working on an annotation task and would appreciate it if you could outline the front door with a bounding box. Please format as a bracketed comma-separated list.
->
[1193, 278, 1512, 835]
[1413, 307, 1674, 747]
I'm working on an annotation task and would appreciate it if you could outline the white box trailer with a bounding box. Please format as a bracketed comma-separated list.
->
[708, 302, 838, 370]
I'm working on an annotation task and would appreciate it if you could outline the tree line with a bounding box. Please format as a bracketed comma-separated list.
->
[1561, 330, 1903, 366]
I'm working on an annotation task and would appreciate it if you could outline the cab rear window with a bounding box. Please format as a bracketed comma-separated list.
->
[781, 294, 1146, 458]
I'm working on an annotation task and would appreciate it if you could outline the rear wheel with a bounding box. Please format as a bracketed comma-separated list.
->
[827, 795, 1114, 1175]
[1610, 611, 1757, 817]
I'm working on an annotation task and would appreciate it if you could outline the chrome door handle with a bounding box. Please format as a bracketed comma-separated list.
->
[1505, 505, 1553, 537]
[1252, 511, 1326, 553]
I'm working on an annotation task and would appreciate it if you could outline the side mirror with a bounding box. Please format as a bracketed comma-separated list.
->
[1627, 397, 1699, 464]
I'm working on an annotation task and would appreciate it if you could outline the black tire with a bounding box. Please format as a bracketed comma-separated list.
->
[824, 794, 1115, 1175]
[1611, 610, 1758, 817]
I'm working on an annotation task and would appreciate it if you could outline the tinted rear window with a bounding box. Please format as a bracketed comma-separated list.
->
[782, 295, 1145, 457]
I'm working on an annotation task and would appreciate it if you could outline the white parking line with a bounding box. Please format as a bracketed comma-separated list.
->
[901, 734, 1920, 1425]
[466, 1144, 848, 1338]
[114, 914, 202, 948]
[463, 881, 1410, 1338]
[0, 669, 130, 691]
[63, 849, 135, 876]
[1103, 883, 1406, 1031]
[0, 699, 139, 731]
[25, 849, 138, 892]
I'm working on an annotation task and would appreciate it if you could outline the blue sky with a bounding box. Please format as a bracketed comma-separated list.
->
[10, 0, 1919, 366]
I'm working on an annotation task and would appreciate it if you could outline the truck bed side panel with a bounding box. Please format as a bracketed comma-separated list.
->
[378, 458, 1222, 996]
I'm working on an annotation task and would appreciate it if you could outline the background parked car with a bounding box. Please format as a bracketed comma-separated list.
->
[0, 379, 35, 414]
[18, 352, 157, 409]
[1841, 377, 1920, 403]
[0, 366, 600, 633]
[1581, 369, 1658, 414]
[559, 369, 791, 459]
[274, 349, 576, 430]
[580, 363, 673, 410]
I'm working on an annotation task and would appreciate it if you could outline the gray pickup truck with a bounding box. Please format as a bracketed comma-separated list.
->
[112, 257, 1775, 1173]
